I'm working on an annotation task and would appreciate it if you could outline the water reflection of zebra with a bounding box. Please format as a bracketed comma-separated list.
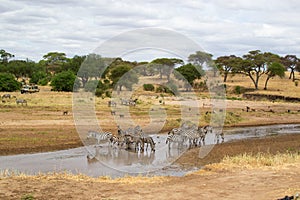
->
[86, 131, 112, 145]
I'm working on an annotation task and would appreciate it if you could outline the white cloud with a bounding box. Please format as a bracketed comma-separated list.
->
[0, 0, 300, 61]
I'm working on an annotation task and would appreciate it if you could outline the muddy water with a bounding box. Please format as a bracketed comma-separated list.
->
[0, 124, 299, 178]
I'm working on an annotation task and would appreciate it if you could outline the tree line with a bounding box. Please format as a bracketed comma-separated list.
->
[0, 49, 299, 94]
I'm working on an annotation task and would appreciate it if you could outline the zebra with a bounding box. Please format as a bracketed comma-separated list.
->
[142, 136, 155, 152]
[109, 135, 119, 147]
[169, 125, 200, 147]
[2, 94, 11, 99]
[166, 133, 185, 149]
[202, 125, 213, 134]
[117, 125, 126, 135]
[86, 131, 112, 145]
[215, 131, 225, 144]
[196, 127, 207, 146]
[16, 99, 27, 106]
[182, 128, 200, 147]
[124, 134, 144, 152]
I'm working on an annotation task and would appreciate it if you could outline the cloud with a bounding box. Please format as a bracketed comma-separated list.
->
[0, 0, 300, 61]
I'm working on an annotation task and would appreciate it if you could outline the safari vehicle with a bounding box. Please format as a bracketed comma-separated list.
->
[20, 84, 40, 94]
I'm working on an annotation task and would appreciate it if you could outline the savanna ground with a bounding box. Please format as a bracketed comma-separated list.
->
[0, 73, 300, 199]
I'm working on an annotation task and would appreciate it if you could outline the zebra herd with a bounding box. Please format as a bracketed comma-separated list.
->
[166, 124, 224, 149]
[86, 122, 224, 154]
[86, 125, 156, 152]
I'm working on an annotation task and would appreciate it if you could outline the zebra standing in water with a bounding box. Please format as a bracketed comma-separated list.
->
[86, 131, 112, 145]
[169, 124, 199, 147]
[166, 132, 185, 149]
[142, 136, 156, 151]
[199, 125, 224, 144]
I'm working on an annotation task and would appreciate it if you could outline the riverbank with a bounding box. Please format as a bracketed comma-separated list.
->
[1, 134, 299, 200]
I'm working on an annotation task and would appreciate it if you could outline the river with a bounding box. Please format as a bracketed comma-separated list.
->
[0, 124, 299, 178]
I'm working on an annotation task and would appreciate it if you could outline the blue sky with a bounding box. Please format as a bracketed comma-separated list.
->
[1, 0, 300, 61]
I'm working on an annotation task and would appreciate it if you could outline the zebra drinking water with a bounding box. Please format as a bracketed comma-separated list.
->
[142, 136, 156, 152]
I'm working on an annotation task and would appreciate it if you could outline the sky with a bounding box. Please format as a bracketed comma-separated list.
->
[1, 0, 300, 62]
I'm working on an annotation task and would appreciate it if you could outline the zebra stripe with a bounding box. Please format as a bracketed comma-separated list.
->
[87, 131, 112, 144]
[166, 134, 185, 149]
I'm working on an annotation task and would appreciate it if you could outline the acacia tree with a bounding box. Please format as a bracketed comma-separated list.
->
[188, 51, 217, 76]
[238, 50, 280, 90]
[215, 55, 241, 82]
[43, 52, 68, 73]
[0, 49, 14, 64]
[264, 62, 285, 90]
[151, 58, 183, 81]
[281, 55, 299, 81]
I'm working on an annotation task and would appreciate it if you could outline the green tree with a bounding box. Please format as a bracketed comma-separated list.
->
[43, 52, 68, 73]
[109, 64, 138, 91]
[175, 63, 204, 91]
[188, 51, 217, 76]
[264, 62, 285, 90]
[77, 54, 105, 87]
[7, 60, 36, 80]
[30, 71, 50, 85]
[61, 55, 86, 74]
[50, 71, 76, 91]
[151, 58, 183, 81]
[215, 55, 241, 82]
[281, 55, 299, 81]
[0, 49, 14, 64]
[238, 50, 280, 90]
[0, 73, 21, 92]
[188, 51, 213, 66]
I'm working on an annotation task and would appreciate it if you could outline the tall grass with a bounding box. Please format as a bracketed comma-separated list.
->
[218, 152, 300, 170]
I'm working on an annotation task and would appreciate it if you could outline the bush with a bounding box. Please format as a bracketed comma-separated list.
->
[30, 71, 49, 85]
[50, 71, 76, 92]
[233, 85, 247, 94]
[143, 84, 155, 91]
[0, 73, 21, 92]
[95, 88, 104, 97]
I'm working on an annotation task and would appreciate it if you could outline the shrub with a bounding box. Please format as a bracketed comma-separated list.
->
[21, 194, 35, 200]
[143, 84, 155, 91]
[233, 85, 246, 94]
[30, 71, 49, 85]
[0, 73, 21, 92]
[50, 71, 76, 92]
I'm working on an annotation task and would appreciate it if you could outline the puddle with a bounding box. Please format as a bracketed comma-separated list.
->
[0, 124, 299, 178]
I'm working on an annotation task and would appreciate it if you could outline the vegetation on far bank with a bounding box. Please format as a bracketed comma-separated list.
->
[0, 49, 299, 100]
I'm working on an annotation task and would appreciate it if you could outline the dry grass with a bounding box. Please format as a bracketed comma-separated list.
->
[225, 72, 300, 98]
[0, 170, 167, 184]
[199, 152, 300, 173]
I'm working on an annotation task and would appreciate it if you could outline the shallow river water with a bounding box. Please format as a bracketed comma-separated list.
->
[0, 124, 299, 178]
